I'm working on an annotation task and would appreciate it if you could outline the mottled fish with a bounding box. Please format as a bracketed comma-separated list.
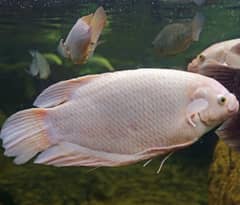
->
[0, 69, 239, 167]
[58, 6, 107, 64]
[153, 13, 205, 56]
[29, 50, 51, 80]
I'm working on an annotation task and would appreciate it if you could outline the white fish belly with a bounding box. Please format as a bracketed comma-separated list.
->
[48, 69, 199, 154]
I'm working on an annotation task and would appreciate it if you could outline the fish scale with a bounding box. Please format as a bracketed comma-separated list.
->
[47, 70, 198, 154]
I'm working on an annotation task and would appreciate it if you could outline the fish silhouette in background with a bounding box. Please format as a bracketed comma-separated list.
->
[28, 50, 51, 80]
[58, 6, 107, 64]
[0, 69, 238, 168]
[152, 12, 205, 56]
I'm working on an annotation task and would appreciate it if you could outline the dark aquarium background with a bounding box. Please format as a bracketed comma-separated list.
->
[0, 0, 240, 204]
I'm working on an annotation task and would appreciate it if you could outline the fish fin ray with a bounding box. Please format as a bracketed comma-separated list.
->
[87, 6, 107, 57]
[81, 13, 94, 25]
[34, 142, 138, 167]
[33, 74, 100, 108]
[157, 152, 174, 174]
[0, 108, 51, 164]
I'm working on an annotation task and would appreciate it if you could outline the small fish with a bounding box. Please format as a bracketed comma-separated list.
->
[58, 6, 107, 64]
[153, 12, 205, 56]
[188, 39, 240, 73]
[29, 50, 51, 80]
[0, 69, 238, 167]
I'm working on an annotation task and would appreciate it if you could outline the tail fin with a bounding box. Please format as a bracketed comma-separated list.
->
[0, 108, 52, 164]
[191, 12, 205, 41]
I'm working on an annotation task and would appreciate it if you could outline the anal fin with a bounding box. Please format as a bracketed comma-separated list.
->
[34, 142, 139, 167]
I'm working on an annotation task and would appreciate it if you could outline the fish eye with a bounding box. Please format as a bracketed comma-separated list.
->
[217, 95, 227, 105]
[199, 54, 205, 62]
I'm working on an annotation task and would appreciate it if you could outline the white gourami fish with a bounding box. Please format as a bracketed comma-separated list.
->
[0, 69, 239, 167]
[58, 6, 107, 64]
[188, 38, 240, 73]
[188, 39, 240, 103]
[29, 50, 51, 80]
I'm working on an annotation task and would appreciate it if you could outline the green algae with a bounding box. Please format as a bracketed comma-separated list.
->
[0, 148, 209, 205]
[209, 141, 240, 205]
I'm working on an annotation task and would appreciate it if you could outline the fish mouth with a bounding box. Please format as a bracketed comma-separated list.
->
[187, 63, 199, 73]
[227, 100, 239, 115]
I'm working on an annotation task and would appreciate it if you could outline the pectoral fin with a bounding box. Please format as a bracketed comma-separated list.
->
[187, 98, 208, 127]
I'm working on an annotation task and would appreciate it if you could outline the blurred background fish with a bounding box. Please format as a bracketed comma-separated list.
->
[28, 50, 51, 80]
[58, 6, 107, 64]
[188, 38, 240, 73]
[152, 12, 205, 56]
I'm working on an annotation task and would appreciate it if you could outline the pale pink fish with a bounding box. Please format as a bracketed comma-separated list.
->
[0, 69, 239, 167]
[58, 6, 107, 64]
[188, 39, 240, 105]
[188, 38, 240, 73]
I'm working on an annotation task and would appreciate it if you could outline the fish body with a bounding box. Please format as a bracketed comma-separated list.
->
[188, 38, 240, 72]
[58, 7, 107, 64]
[153, 13, 204, 56]
[29, 50, 51, 79]
[0, 69, 238, 167]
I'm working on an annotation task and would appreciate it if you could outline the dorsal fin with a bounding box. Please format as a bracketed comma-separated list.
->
[87, 7, 107, 57]
[33, 74, 99, 108]
[81, 13, 94, 25]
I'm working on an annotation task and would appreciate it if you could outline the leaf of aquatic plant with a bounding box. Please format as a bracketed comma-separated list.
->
[87, 55, 114, 71]
[43, 53, 63, 65]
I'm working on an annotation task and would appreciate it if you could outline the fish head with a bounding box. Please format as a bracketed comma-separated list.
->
[187, 53, 206, 72]
[196, 82, 239, 127]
